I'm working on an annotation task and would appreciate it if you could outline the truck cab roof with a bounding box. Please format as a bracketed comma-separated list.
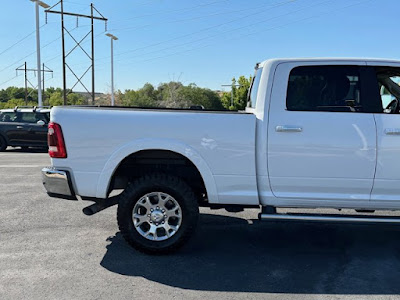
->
[259, 57, 400, 68]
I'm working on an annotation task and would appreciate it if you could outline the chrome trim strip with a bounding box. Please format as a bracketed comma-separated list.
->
[260, 213, 400, 223]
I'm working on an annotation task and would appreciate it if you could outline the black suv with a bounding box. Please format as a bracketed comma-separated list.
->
[0, 107, 50, 151]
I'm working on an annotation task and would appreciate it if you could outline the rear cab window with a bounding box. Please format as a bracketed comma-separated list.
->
[247, 67, 263, 109]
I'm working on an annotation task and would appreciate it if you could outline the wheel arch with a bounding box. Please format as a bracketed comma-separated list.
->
[95, 138, 219, 203]
[0, 131, 9, 143]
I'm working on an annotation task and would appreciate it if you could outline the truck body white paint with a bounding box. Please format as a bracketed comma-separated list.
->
[49, 58, 400, 211]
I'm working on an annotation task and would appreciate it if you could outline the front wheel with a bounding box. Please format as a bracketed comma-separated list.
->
[117, 173, 199, 254]
[0, 135, 7, 152]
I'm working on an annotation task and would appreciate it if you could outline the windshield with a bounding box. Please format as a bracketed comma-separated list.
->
[247, 67, 263, 109]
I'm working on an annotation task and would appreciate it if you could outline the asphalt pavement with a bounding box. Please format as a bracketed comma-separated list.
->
[1, 148, 400, 300]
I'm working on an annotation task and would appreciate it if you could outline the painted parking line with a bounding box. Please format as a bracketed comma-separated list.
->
[0, 165, 43, 167]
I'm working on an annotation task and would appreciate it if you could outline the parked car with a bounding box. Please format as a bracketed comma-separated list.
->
[42, 58, 400, 254]
[0, 106, 50, 151]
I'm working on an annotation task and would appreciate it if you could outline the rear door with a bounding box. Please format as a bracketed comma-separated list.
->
[28, 112, 49, 147]
[267, 62, 378, 202]
[19, 112, 48, 146]
[366, 62, 400, 202]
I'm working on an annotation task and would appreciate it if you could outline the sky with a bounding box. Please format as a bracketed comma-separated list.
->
[0, 0, 397, 95]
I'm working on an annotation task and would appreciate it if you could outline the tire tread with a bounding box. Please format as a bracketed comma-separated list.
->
[117, 173, 198, 254]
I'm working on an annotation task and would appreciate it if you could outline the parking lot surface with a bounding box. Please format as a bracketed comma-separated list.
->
[1, 149, 400, 300]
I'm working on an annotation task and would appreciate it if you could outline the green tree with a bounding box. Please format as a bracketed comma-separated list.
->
[120, 88, 157, 107]
[221, 76, 252, 110]
[49, 91, 63, 106]
[0, 98, 36, 109]
[67, 93, 85, 105]
[48, 91, 85, 106]
[177, 83, 224, 109]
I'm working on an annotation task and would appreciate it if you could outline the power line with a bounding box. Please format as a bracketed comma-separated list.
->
[0, 23, 83, 75]
[101, 0, 297, 62]
[104, 0, 329, 66]
[0, 76, 19, 88]
[0, 30, 35, 57]
[108, 1, 295, 33]
[0, 20, 81, 75]
[69, 0, 297, 69]
[110, 0, 230, 25]
[113, 0, 372, 67]
[73, 0, 306, 70]
[0, 22, 56, 58]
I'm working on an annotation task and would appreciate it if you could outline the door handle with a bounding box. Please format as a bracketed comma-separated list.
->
[276, 125, 302, 132]
[16, 126, 24, 129]
[385, 128, 400, 135]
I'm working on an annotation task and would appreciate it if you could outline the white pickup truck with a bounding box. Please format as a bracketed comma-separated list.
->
[42, 58, 400, 254]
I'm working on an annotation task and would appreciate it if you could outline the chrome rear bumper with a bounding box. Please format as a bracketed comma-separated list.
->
[42, 167, 77, 200]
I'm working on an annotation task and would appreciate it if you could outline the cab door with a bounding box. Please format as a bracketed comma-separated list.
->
[367, 62, 400, 202]
[267, 62, 378, 202]
[0, 112, 30, 144]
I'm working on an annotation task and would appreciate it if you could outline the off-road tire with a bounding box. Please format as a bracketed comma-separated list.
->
[0, 135, 7, 152]
[117, 173, 199, 254]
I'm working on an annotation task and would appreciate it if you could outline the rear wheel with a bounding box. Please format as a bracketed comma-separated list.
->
[0, 136, 7, 152]
[117, 173, 199, 254]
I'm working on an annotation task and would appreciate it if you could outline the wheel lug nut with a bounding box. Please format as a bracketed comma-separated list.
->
[147, 214, 150, 217]
[156, 206, 160, 209]
[162, 209, 165, 213]
[162, 221, 165, 224]
[150, 208, 154, 212]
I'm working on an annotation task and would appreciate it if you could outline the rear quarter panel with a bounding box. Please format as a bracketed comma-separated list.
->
[50, 107, 258, 204]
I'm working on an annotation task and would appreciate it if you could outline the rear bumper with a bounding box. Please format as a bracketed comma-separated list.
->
[42, 167, 77, 200]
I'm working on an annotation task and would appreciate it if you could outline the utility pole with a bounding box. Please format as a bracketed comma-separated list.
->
[42, 63, 54, 105]
[221, 84, 242, 108]
[24, 62, 28, 105]
[16, 62, 53, 105]
[105, 33, 118, 106]
[30, 0, 50, 107]
[42, 63, 45, 104]
[91, 3, 95, 105]
[60, 0, 66, 105]
[45, 1, 107, 105]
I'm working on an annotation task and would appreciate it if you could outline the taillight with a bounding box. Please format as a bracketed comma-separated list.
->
[48, 122, 67, 158]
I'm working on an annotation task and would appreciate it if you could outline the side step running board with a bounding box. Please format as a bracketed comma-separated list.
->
[260, 213, 400, 224]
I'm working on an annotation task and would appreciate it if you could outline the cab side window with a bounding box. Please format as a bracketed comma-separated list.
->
[287, 66, 362, 112]
[375, 67, 400, 114]
[38, 112, 50, 123]
[19, 112, 37, 123]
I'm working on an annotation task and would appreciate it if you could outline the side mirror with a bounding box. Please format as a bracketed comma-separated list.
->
[37, 120, 46, 126]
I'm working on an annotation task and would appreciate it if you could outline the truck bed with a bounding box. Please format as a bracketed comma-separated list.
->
[50, 106, 258, 204]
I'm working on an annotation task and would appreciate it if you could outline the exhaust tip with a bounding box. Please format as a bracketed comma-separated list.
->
[82, 206, 96, 216]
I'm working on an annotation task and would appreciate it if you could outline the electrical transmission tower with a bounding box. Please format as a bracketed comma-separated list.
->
[45, 1, 107, 105]
[16, 62, 53, 105]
